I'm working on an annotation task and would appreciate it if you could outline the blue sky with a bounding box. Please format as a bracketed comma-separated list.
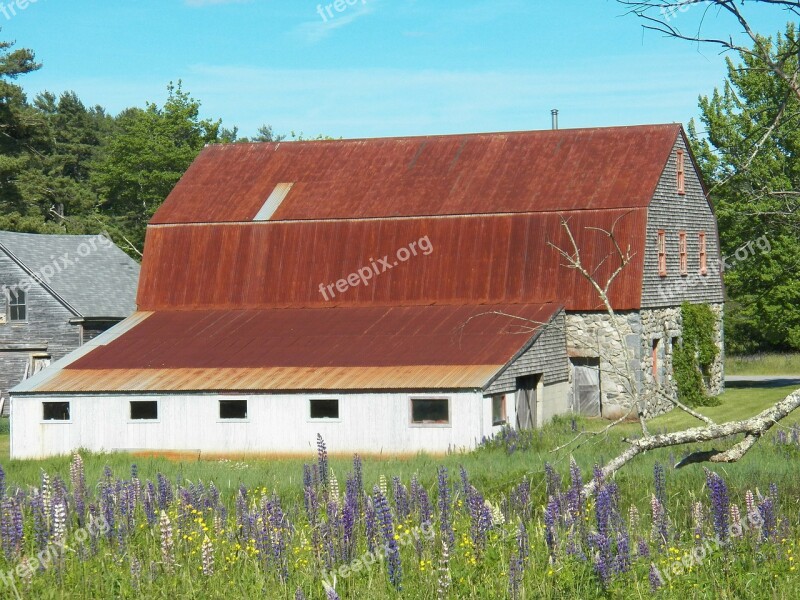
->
[4, 0, 793, 138]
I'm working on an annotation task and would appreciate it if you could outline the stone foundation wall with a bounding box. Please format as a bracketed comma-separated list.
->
[567, 303, 725, 420]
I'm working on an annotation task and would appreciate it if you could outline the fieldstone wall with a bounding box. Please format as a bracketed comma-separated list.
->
[566, 303, 725, 420]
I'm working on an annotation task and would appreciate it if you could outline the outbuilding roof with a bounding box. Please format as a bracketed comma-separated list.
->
[0, 231, 140, 319]
[20, 303, 563, 393]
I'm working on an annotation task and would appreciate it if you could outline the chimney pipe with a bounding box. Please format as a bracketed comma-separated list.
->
[551, 109, 559, 130]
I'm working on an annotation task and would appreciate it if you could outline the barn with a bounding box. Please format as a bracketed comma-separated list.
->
[10, 124, 724, 459]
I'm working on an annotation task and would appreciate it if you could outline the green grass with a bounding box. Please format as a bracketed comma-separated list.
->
[726, 352, 800, 376]
[1, 385, 800, 599]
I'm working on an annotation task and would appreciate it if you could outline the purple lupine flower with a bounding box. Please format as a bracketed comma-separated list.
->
[517, 521, 530, 565]
[30, 490, 48, 551]
[636, 537, 650, 558]
[650, 494, 668, 552]
[156, 473, 172, 510]
[544, 462, 561, 498]
[393, 477, 411, 522]
[508, 556, 522, 600]
[459, 466, 470, 500]
[614, 529, 630, 574]
[0, 464, 5, 499]
[130, 556, 142, 590]
[325, 587, 341, 600]
[437, 467, 455, 547]
[343, 476, 358, 561]
[567, 458, 583, 524]
[364, 495, 377, 554]
[144, 482, 157, 526]
[510, 478, 531, 521]
[373, 486, 402, 590]
[758, 496, 776, 541]
[653, 462, 667, 509]
[705, 470, 729, 543]
[593, 483, 614, 586]
[294, 588, 306, 600]
[317, 434, 329, 489]
[466, 485, 492, 552]
[649, 563, 663, 591]
[544, 496, 558, 558]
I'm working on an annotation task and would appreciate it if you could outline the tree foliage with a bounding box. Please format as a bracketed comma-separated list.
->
[689, 25, 800, 352]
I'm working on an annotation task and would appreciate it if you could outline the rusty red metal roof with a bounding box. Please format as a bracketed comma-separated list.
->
[151, 125, 681, 224]
[34, 303, 562, 392]
[138, 209, 647, 312]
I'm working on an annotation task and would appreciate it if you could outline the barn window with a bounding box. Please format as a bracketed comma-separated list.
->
[310, 399, 339, 420]
[492, 395, 506, 426]
[43, 402, 70, 421]
[130, 401, 158, 420]
[699, 232, 707, 275]
[658, 230, 667, 276]
[7, 289, 26, 322]
[679, 231, 687, 275]
[410, 398, 450, 425]
[677, 149, 686, 195]
[220, 400, 248, 420]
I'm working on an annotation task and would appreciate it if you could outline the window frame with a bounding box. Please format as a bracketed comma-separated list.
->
[42, 401, 71, 423]
[7, 288, 27, 323]
[218, 399, 249, 422]
[652, 338, 661, 384]
[657, 230, 667, 277]
[128, 400, 159, 422]
[699, 232, 707, 275]
[678, 231, 688, 276]
[677, 149, 686, 195]
[308, 398, 341, 422]
[491, 394, 507, 426]
[409, 396, 451, 428]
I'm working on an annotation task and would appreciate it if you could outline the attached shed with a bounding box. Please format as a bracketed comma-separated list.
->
[12, 304, 567, 458]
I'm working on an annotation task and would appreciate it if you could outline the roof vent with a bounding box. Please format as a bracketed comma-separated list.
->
[254, 183, 294, 221]
[551, 109, 559, 130]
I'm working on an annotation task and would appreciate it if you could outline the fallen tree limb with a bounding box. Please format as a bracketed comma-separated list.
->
[583, 388, 800, 497]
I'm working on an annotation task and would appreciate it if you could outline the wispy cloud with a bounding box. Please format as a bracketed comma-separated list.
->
[293, 1, 377, 43]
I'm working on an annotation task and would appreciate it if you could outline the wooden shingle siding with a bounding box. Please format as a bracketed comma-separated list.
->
[641, 135, 724, 308]
[0, 254, 81, 405]
[484, 310, 568, 395]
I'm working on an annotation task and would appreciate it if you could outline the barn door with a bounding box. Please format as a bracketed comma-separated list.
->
[573, 359, 601, 417]
[515, 375, 539, 430]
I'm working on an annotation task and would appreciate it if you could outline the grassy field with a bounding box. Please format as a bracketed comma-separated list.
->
[0, 384, 797, 599]
[726, 353, 800, 376]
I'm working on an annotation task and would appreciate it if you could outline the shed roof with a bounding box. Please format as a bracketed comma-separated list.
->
[23, 303, 562, 393]
[0, 231, 140, 319]
[152, 124, 682, 224]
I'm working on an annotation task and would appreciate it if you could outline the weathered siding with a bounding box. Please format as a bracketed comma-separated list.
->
[641, 135, 724, 308]
[81, 321, 121, 344]
[0, 254, 80, 410]
[11, 391, 487, 459]
[484, 310, 568, 395]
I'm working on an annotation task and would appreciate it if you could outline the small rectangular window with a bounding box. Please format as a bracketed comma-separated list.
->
[220, 400, 248, 420]
[658, 230, 667, 276]
[492, 395, 506, 426]
[8, 289, 26, 322]
[130, 401, 158, 420]
[411, 398, 450, 425]
[310, 399, 339, 420]
[699, 232, 707, 275]
[43, 402, 70, 421]
[679, 231, 687, 275]
[677, 149, 686, 195]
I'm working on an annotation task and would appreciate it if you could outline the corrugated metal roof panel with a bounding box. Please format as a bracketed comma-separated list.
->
[253, 182, 294, 221]
[137, 209, 647, 311]
[151, 125, 680, 224]
[27, 303, 562, 393]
